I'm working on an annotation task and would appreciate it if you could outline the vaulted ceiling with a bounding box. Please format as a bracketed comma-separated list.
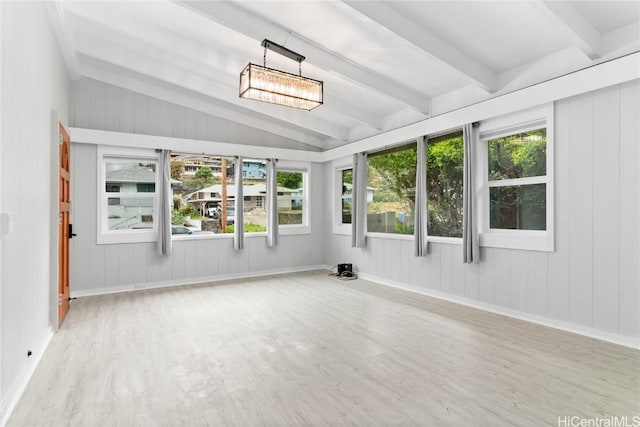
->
[55, 1, 640, 151]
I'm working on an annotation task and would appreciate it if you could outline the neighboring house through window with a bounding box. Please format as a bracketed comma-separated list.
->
[98, 147, 159, 244]
[276, 170, 304, 226]
[242, 159, 267, 233]
[173, 154, 236, 234]
[276, 162, 310, 235]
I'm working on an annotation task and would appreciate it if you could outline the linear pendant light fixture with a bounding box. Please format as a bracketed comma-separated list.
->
[239, 39, 323, 111]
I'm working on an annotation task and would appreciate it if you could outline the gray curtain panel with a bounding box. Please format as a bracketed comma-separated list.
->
[266, 158, 278, 248]
[351, 152, 367, 248]
[234, 156, 244, 251]
[157, 149, 172, 256]
[414, 136, 428, 257]
[462, 123, 479, 263]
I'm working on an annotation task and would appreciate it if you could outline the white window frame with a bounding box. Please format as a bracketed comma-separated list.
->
[170, 154, 237, 241]
[332, 156, 353, 235]
[241, 157, 268, 236]
[425, 129, 465, 244]
[477, 103, 554, 252]
[97, 146, 159, 245]
[278, 160, 311, 236]
[365, 142, 417, 240]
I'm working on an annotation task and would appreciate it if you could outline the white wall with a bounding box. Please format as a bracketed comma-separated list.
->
[70, 77, 322, 152]
[324, 81, 640, 345]
[69, 145, 326, 296]
[68, 75, 328, 295]
[0, 2, 69, 422]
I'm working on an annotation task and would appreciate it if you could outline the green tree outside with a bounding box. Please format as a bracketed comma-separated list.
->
[171, 159, 184, 180]
[368, 146, 417, 234]
[195, 166, 213, 180]
[276, 171, 303, 189]
[427, 134, 464, 237]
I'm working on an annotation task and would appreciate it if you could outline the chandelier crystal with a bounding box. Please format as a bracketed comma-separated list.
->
[239, 40, 323, 111]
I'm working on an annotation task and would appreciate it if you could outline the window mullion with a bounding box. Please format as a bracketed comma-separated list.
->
[488, 176, 548, 187]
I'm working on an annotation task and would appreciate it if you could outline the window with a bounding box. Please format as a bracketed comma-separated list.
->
[341, 168, 352, 224]
[488, 129, 546, 230]
[170, 154, 235, 236]
[427, 131, 464, 238]
[169, 155, 310, 237]
[277, 171, 304, 225]
[98, 148, 159, 244]
[478, 104, 554, 251]
[367, 144, 416, 235]
[332, 160, 352, 235]
[276, 163, 310, 234]
[242, 159, 267, 233]
[136, 183, 155, 193]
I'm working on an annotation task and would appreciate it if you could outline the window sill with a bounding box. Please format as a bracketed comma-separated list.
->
[97, 230, 157, 245]
[280, 225, 311, 236]
[428, 236, 463, 245]
[366, 232, 414, 241]
[334, 231, 464, 245]
[172, 233, 233, 241]
[171, 227, 310, 241]
[479, 231, 554, 252]
[173, 232, 268, 240]
[332, 224, 351, 235]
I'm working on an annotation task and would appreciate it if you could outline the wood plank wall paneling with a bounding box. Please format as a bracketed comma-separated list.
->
[547, 100, 570, 321]
[568, 92, 595, 327]
[509, 250, 528, 311]
[619, 80, 640, 338]
[69, 138, 325, 296]
[527, 251, 548, 316]
[70, 77, 319, 152]
[325, 82, 640, 339]
[464, 261, 479, 300]
[593, 86, 621, 332]
[492, 248, 511, 307]
[451, 245, 465, 296]
[477, 247, 494, 303]
[1, 1, 70, 417]
[440, 244, 454, 294]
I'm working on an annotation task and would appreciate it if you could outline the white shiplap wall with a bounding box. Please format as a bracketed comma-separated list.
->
[68, 75, 328, 295]
[69, 143, 326, 295]
[0, 2, 70, 422]
[324, 81, 640, 343]
[70, 77, 322, 152]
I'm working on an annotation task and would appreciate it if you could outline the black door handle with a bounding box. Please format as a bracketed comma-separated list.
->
[68, 223, 77, 239]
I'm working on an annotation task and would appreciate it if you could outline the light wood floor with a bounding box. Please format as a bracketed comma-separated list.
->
[8, 270, 640, 426]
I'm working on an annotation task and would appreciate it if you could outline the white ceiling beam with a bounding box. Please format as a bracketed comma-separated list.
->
[342, 1, 497, 92]
[62, 2, 244, 75]
[71, 128, 321, 163]
[73, 32, 350, 143]
[45, 1, 81, 80]
[78, 56, 333, 151]
[65, 6, 382, 133]
[602, 22, 640, 58]
[177, 0, 431, 114]
[533, 1, 602, 60]
[322, 92, 383, 130]
[322, 52, 640, 162]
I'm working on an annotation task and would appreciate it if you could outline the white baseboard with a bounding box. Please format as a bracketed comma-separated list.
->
[0, 328, 55, 427]
[358, 272, 640, 350]
[70, 264, 333, 298]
